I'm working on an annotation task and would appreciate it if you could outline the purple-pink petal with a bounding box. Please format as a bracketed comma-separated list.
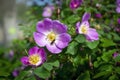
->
[37, 48, 46, 62]
[53, 20, 67, 34]
[55, 33, 71, 49]
[46, 43, 62, 54]
[21, 56, 29, 65]
[76, 22, 81, 33]
[42, 6, 54, 17]
[37, 18, 52, 34]
[42, 11, 52, 17]
[28, 46, 39, 55]
[116, 7, 120, 13]
[70, 0, 82, 10]
[82, 12, 91, 22]
[33, 32, 47, 47]
[112, 52, 119, 58]
[118, 18, 120, 24]
[86, 28, 99, 41]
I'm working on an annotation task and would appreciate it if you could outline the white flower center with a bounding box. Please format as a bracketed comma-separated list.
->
[80, 25, 88, 34]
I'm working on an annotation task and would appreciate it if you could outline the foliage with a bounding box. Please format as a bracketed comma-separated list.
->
[0, 0, 120, 80]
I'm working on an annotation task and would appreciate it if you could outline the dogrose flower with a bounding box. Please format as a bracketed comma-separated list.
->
[76, 13, 99, 41]
[33, 18, 71, 54]
[42, 6, 55, 17]
[70, 0, 83, 10]
[21, 46, 46, 66]
[116, 0, 120, 13]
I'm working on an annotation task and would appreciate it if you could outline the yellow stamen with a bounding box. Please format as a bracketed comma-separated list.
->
[81, 25, 88, 34]
[29, 54, 41, 65]
[47, 32, 56, 42]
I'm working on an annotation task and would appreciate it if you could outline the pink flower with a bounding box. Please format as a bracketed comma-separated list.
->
[76, 13, 99, 42]
[21, 46, 46, 66]
[33, 18, 71, 53]
[42, 6, 54, 17]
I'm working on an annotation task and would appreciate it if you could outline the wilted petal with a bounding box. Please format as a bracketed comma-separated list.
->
[53, 20, 67, 34]
[21, 56, 29, 65]
[46, 43, 62, 54]
[33, 32, 48, 47]
[86, 28, 99, 41]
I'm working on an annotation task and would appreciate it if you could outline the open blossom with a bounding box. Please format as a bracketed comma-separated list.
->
[33, 18, 71, 54]
[116, 0, 120, 13]
[21, 46, 46, 66]
[42, 6, 54, 17]
[70, 0, 82, 10]
[76, 13, 99, 41]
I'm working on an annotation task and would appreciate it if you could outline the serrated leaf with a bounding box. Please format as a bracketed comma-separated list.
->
[15, 71, 29, 80]
[86, 40, 99, 49]
[43, 63, 53, 71]
[48, 60, 60, 67]
[25, 76, 36, 80]
[109, 75, 119, 80]
[34, 66, 50, 79]
[75, 35, 85, 43]
[66, 41, 78, 55]
[100, 38, 116, 47]
[93, 71, 111, 79]
[77, 71, 90, 80]
[102, 49, 117, 62]
[67, 15, 80, 23]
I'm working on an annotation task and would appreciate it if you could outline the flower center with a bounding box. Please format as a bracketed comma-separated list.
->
[47, 8, 51, 13]
[29, 54, 41, 65]
[47, 32, 56, 42]
[74, 4, 78, 8]
[81, 25, 88, 34]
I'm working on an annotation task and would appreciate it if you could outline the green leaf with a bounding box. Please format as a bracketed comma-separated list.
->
[66, 41, 79, 55]
[102, 49, 117, 62]
[67, 15, 80, 24]
[25, 76, 36, 80]
[100, 38, 116, 47]
[34, 66, 50, 79]
[43, 63, 53, 71]
[115, 67, 120, 74]
[86, 40, 99, 49]
[93, 71, 111, 79]
[77, 71, 90, 80]
[109, 75, 119, 80]
[114, 54, 120, 62]
[15, 71, 30, 80]
[75, 35, 86, 43]
[48, 60, 60, 67]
